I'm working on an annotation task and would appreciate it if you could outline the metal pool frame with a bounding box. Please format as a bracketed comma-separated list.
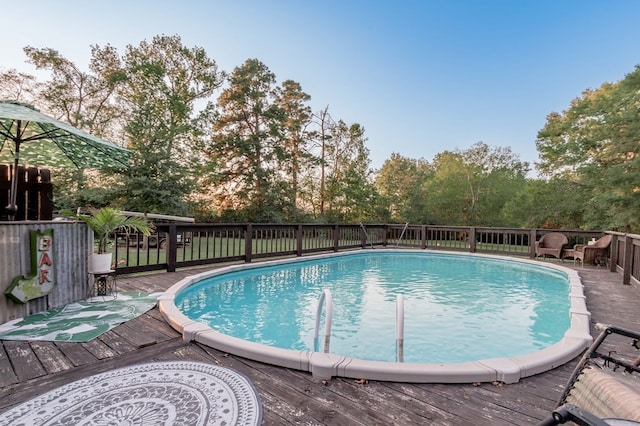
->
[158, 249, 592, 384]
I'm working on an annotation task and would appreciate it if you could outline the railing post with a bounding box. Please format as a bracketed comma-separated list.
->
[383, 224, 388, 247]
[609, 234, 618, 273]
[166, 224, 177, 272]
[529, 229, 537, 259]
[333, 224, 339, 252]
[422, 225, 429, 250]
[296, 224, 303, 257]
[623, 234, 632, 285]
[469, 227, 476, 253]
[245, 223, 253, 263]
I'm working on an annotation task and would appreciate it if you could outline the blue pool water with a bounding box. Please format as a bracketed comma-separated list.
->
[175, 252, 571, 364]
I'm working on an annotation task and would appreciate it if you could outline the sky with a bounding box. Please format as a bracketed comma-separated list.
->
[3, 0, 640, 174]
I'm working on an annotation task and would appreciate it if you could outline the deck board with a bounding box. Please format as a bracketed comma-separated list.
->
[112, 321, 162, 348]
[96, 329, 139, 354]
[134, 311, 181, 340]
[79, 336, 118, 359]
[55, 341, 99, 367]
[1, 262, 639, 425]
[0, 343, 18, 388]
[29, 342, 74, 374]
[2, 341, 45, 382]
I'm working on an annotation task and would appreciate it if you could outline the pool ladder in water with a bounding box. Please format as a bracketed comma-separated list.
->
[396, 294, 404, 362]
[313, 289, 333, 352]
[313, 289, 406, 363]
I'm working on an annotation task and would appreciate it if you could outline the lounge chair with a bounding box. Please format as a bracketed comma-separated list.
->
[573, 234, 612, 267]
[539, 324, 640, 425]
[535, 232, 569, 260]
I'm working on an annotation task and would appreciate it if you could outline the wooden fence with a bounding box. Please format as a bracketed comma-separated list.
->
[0, 165, 54, 221]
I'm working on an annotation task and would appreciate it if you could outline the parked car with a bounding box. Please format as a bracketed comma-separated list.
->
[115, 211, 195, 249]
[146, 231, 191, 249]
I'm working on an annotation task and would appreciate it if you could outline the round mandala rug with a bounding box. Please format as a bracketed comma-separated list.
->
[0, 361, 262, 425]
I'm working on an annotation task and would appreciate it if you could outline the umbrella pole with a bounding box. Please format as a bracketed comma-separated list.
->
[6, 142, 19, 220]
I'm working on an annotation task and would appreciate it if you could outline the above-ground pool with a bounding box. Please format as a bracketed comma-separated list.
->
[159, 250, 592, 383]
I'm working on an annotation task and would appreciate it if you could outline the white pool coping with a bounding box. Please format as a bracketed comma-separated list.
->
[158, 249, 593, 384]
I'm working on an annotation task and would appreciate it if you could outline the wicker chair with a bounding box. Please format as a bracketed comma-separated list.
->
[535, 232, 569, 260]
[573, 234, 612, 267]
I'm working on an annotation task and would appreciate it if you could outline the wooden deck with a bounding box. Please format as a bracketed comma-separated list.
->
[1, 262, 639, 425]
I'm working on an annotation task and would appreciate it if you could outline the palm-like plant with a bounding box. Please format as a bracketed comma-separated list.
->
[78, 207, 153, 253]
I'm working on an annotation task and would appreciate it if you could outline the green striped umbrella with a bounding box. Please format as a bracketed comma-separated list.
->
[0, 100, 130, 219]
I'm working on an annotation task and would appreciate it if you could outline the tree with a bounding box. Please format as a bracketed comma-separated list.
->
[501, 178, 585, 229]
[0, 68, 38, 102]
[23, 45, 127, 140]
[424, 151, 468, 225]
[312, 105, 335, 216]
[426, 143, 529, 226]
[205, 58, 287, 222]
[322, 121, 379, 222]
[536, 65, 640, 232]
[119, 35, 223, 215]
[274, 79, 315, 219]
[10, 46, 130, 210]
[375, 153, 432, 223]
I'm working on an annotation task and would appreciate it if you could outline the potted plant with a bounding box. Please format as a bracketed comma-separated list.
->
[77, 207, 153, 272]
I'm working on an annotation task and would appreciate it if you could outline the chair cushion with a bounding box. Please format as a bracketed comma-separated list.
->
[565, 366, 640, 421]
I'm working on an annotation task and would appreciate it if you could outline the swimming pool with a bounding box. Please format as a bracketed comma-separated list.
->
[159, 250, 592, 383]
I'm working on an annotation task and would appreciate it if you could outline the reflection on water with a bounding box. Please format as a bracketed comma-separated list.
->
[176, 252, 570, 363]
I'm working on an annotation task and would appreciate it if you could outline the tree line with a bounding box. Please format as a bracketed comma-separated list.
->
[1, 35, 638, 232]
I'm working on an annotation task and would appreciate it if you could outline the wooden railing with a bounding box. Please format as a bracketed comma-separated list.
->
[115, 223, 385, 274]
[608, 231, 640, 286]
[113, 224, 611, 275]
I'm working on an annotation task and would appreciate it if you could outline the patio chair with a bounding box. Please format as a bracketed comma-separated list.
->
[538, 324, 640, 425]
[535, 232, 569, 260]
[573, 234, 612, 267]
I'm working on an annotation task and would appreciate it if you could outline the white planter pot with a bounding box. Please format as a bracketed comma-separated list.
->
[89, 253, 113, 274]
